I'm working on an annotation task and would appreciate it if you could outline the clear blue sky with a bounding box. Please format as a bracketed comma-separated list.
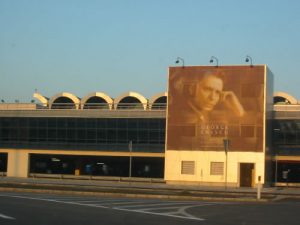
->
[1, 0, 300, 102]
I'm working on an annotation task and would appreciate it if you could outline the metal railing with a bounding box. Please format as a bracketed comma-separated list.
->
[29, 173, 164, 183]
[0, 103, 167, 111]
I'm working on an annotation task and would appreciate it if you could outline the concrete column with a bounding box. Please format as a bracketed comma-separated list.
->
[7, 150, 29, 178]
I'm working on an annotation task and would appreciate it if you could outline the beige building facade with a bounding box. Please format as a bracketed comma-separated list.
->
[164, 65, 273, 187]
[3, 66, 300, 187]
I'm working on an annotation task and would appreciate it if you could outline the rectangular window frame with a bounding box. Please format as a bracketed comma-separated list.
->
[210, 162, 224, 175]
[181, 161, 195, 175]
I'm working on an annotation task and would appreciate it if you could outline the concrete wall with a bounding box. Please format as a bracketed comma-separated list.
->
[0, 103, 36, 110]
[165, 150, 265, 187]
[7, 150, 29, 177]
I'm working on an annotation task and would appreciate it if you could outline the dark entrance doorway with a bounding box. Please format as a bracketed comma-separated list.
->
[0, 153, 8, 172]
[240, 163, 254, 187]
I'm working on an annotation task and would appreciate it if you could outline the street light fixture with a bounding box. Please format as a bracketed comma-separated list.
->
[245, 55, 253, 67]
[209, 56, 219, 67]
[175, 57, 185, 67]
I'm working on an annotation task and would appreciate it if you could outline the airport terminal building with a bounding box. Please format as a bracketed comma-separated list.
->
[0, 64, 300, 188]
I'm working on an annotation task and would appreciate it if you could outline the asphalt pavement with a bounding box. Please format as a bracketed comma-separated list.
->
[0, 176, 299, 202]
[1, 191, 300, 225]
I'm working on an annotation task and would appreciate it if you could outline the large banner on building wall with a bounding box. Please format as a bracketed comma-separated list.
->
[167, 66, 266, 152]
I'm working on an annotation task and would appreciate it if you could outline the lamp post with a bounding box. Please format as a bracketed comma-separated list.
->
[129, 140, 132, 178]
[175, 57, 185, 67]
[245, 55, 253, 67]
[275, 154, 278, 186]
[273, 128, 280, 186]
[223, 139, 230, 189]
[209, 56, 219, 67]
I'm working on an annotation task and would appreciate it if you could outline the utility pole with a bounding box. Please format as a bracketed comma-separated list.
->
[223, 139, 230, 190]
[129, 140, 132, 178]
[275, 154, 278, 186]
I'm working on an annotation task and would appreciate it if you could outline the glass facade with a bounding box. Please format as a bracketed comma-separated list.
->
[273, 119, 300, 149]
[273, 161, 300, 183]
[272, 119, 300, 183]
[30, 154, 164, 178]
[0, 117, 165, 152]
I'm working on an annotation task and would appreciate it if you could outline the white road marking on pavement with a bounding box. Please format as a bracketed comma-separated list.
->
[177, 204, 208, 219]
[0, 194, 108, 208]
[95, 200, 147, 206]
[115, 201, 195, 209]
[0, 213, 15, 220]
[74, 200, 136, 205]
[140, 202, 215, 211]
[0, 193, 207, 221]
[116, 208, 205, 221]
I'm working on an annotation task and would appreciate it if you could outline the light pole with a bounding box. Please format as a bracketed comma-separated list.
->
[245, 55, 253, 67]
[223, 139, 230, 189]
[275, 154, 278, 186]
[129, 140, 132, 178]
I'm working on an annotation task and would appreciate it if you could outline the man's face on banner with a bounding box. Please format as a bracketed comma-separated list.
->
[193, 74, 223, 111]
[167, 66, 266, 152]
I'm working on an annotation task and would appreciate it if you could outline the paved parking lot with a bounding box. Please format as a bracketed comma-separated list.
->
[0, 192, 232, 221]
[1, 191, 300, 225]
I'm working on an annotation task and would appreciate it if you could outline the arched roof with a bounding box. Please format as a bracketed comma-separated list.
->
[149, 92, 167, 109]
[81, 92, 113, 109]
[114, 91, 148, 110]
[273, 92, 297, 105]
[49, 92, 80, 109]
[33, 92, 49, 106]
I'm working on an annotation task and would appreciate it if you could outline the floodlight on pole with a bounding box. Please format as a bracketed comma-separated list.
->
[245, 55, 253, 67]
[209, 56, 219, 67]
[175, 57, 185, 67]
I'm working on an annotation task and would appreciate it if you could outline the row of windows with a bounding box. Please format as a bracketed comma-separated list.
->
[30, 154, 165, 178]
[0, 117, 165, 152]
[0, 118, 165, 129]
[273, 120, 300, 145]
[0, 128, 164, 143]
[181, 161, 224, 176]
[3, 117, 300, 150]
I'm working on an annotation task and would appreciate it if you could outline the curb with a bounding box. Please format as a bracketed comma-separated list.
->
[0, 186, 269, 203]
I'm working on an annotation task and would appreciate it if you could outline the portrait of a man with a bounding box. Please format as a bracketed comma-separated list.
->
[167, 66, 265, 152]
